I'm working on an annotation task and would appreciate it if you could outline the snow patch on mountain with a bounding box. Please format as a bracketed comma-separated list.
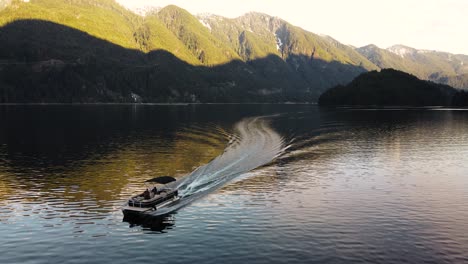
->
[275, 33, 283, 51]
[197, 13, 223, 31]
[387, 45, 424, 58]
[388, 46, 413, 58]
[198, 19, 212, 31]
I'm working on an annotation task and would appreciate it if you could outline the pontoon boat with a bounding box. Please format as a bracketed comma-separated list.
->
[122, 176, 180, 216]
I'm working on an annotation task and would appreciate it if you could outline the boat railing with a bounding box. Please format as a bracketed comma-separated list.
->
[128, 190, 178, 208]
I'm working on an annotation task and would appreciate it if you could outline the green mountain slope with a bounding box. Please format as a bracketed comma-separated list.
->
[133, 14, 199, 64]
[0, 0, 200, 64]
[1, 0, 466, 103]
[0, 0, 139, 49]
[0, 0, 377, 102]
[196, 12, 377, 98]
[199, 12, 377, 70]
[156, 5, 240, 65]
[197, 13, 280, 61]
[0, 18, 328, 103]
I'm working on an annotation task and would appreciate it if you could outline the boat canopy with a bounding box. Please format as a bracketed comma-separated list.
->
[145, 176, 177, 184]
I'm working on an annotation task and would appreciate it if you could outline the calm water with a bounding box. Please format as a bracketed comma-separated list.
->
[1, 104, 468, 264]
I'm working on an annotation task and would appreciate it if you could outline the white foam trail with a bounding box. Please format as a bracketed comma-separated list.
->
[146, 116, 286, 216]
[177, 116, 285, 197]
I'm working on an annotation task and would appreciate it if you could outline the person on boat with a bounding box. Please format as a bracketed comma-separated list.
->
[151, 187, 158, 195]
[143, 189, 151, 199]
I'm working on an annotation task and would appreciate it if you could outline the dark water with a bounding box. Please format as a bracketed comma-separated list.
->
[1, 104, 468, 264]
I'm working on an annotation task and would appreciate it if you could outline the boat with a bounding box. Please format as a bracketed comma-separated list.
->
[122, 176, 180, 216]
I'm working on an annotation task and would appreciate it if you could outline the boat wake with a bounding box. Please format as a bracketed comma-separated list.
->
[146, 116, 286, 216]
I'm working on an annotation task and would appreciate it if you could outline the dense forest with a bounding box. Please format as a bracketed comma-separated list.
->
[318, 69, 468, 106]
[0, 0, 371, 103]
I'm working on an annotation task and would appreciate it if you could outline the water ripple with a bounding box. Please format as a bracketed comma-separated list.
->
[1, 106, 468, 264]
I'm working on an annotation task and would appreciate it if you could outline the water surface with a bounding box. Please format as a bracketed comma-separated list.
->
[1, 104, 468, 263]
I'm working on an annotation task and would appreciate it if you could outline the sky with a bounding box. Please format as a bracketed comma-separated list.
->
[117, 0, 468, 55]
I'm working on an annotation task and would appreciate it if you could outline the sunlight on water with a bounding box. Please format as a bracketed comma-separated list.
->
[1, 105, 468, 264]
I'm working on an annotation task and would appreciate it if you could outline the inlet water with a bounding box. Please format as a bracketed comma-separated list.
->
[1, 104, 468, 264]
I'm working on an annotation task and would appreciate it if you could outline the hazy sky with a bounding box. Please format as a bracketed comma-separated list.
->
[117, 0, 468, 55]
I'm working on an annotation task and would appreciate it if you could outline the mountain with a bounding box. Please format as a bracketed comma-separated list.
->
[155, 5, 241, 65]
[0, 0, 375, 103]
[196, 12, 377, 97]
[1, 0, 467, 103]
[318, 69, 463, 106]
[198, 12, 377, 68]
[356, 44, 468, 90]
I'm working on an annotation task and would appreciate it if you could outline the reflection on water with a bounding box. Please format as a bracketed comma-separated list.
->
[123, 213, 176, 233]
[0, 105, 232, 234]
[1, 105, 468, 263]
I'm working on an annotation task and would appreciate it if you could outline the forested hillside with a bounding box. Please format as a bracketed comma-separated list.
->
[318, 69, 467, 106]
[0, 0, 467, 103]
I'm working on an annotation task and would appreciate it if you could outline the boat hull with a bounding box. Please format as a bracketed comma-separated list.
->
[122, 194, 181, 216]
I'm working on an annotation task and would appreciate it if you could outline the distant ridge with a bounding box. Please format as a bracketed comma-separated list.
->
[318, 69, 467, 106]
[356, 44, 468, 89]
